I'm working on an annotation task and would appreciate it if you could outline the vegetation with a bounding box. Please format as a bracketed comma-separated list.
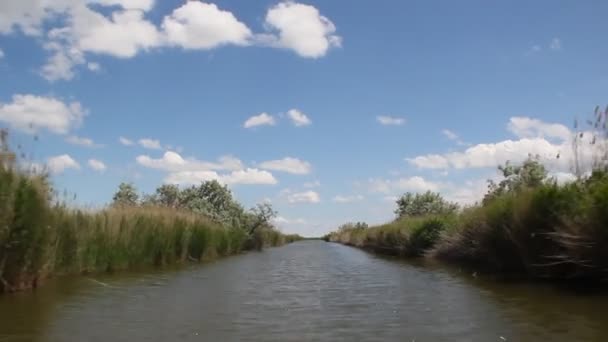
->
[329, 105, 608, 283]
[0, 131, 300, 293]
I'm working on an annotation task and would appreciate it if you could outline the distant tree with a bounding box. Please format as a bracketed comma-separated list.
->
[178, 180, 244, 227]
[155, 184, 180, 208]
[395, 191, 458, 218]
[484, 155, 548, 203]
[247, 203, 277, 234]
[112, 182, 139, 206]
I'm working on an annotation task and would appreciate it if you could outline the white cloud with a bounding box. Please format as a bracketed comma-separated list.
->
[368, 176, 440, 194]
[138, 138, 162, 150]
[47, 154, 80, 173]
[441, 129, 467, 146]
[408, 138, 565, 170]
[377, 115, 405, 126]
[2, 1, 340, 82]
[165, 168, 277, 186]
[0, 0, 70, 36]
[0, 94, 86, 134]
[272, 216, 306, 225]
[287, 190, 320, 204]
[442, 129, 458, 140]
[66, 135, 102, 147]
[244, 113, 275, 128]
[507, 116, 571, 141]
[88, 158, 107, 172]
[87, 62, 100, 71]
[407, 117, 588, 173]
[287, 109, 311, 126]
[263, 1, 341, 58]
[119, 136, 134, 146]
[136, 151, 243, 172]
[550, 38, 562, 51]
[73, 8, 161, 58]
[0, 48, 4, 58]
[259, 157, 311, 174]
[161, 1, 251, 50]
[333, 194, 364, 203]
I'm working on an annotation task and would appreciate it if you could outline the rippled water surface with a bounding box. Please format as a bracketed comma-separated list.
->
[1, 241, 608, 341]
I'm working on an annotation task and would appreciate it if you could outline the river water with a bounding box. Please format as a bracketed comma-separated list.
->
[1, 241, 607, 341]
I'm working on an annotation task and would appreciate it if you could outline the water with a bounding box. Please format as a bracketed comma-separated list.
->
[1, 241, 607, 341]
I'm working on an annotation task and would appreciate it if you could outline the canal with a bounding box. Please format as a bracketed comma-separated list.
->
[1, 241, 606, 341]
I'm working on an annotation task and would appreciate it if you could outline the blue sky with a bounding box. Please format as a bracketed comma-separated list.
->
[1, 0, 607, 236]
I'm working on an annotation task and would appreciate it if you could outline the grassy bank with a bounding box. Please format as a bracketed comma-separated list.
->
[328, 167, 608, 283]
[0, 165, 299, 293]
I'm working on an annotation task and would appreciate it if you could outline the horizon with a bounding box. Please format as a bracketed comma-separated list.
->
[1, 0, 607, 237]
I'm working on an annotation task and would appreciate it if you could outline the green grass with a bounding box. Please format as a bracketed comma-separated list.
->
[0, 167, 296, 293]
[328, 215, 456, 257]
[431, 173, 608, 281]
[329, 172, 608, 283]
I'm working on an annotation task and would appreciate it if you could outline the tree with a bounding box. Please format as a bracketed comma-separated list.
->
[395, 191, 458, 218]
[178, 180, 243, 227]
[155, 184, 180, 208]
[484, 155, 548, 203]
[247, 203, 277, 234]
[112, 182, 139, 206]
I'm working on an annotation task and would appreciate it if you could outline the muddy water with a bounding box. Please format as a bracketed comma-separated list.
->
[1, 241, 607, 341]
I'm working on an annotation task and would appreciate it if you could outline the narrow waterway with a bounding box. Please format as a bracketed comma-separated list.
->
[1, 241, 607, 341]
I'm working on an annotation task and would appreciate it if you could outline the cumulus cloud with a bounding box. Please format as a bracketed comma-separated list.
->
[287, 109, 311, 126]
[272, 216, 306, 225]
[138, 138, 162, 149]
[263, 1, 341, 58]
[66, 135, 102, 147]
[137, 151, 274, 186]
[87, 62, 100, 71]
[88, 158, 107, 172]
[258, 157, 311, 174]
[332, 194, 364, 203]
[287, 190, 320, 204]
[507, 116, 571, 141]
[244, 113, 275, 128]
[47, 154, 80, 174]
[161, 1, 251, 50]
[0, 94, 85, 134]
[408, 117, 577, 172]
[119, 136, 134, 146]
[2, 1, 340, 81]
[377, 115, 405, 126]
[165, 168, 277, 186]
[136, 151, 243, 172]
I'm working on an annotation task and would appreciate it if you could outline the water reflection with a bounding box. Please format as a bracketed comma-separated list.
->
[0, 241, 606, 341]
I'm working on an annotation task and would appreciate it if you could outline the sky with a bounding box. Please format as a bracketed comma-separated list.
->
[1, 0, 607, 237]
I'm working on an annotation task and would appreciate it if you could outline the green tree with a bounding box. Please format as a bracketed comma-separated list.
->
[484, 155, 548, 203]
[112, 182, 139, 206]
[155, 184, 180, 208]
[179, 180, 244, 227]
[395, 191, 458, 218]
[246, 203, 277, 234]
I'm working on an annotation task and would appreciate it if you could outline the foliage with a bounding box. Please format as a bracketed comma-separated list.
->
[484, 155, 548, 204]
[395, 191, 458, 218]
[112, 182, 139, 206]
[328, 216, 454, 257]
